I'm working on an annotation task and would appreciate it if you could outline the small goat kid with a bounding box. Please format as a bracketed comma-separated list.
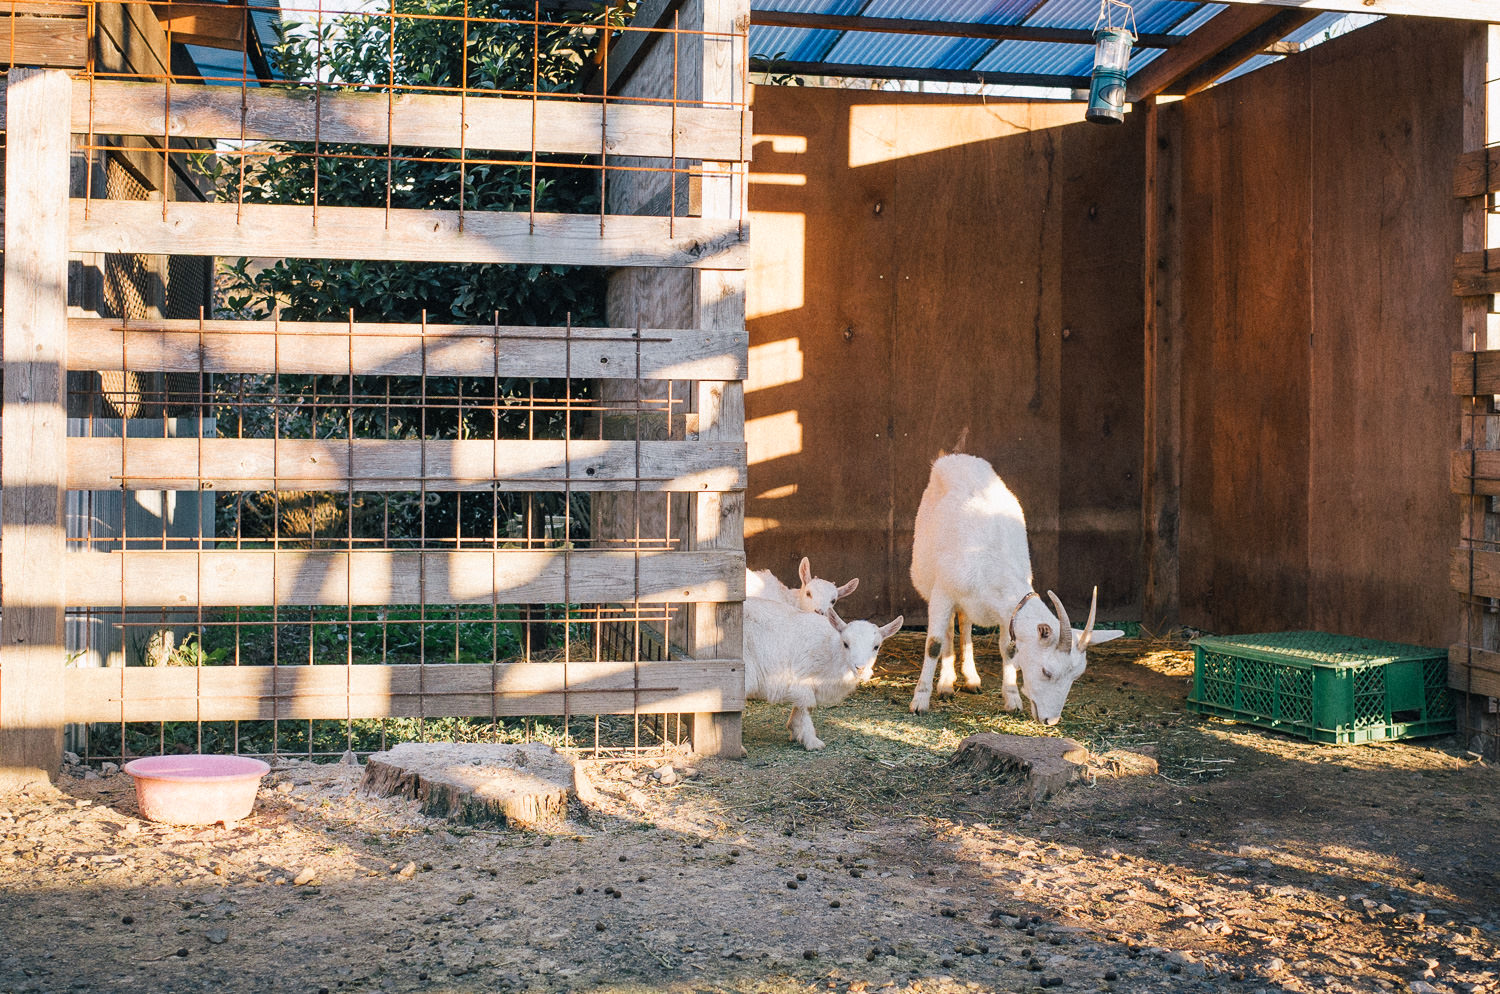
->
[744, 598, 902, 750]
[744, 556, 859, 619]
[908, 453, 1123, 722]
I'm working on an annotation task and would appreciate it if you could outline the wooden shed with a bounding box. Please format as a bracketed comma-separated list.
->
[1, 0, 1498, 783]
[733, 0, 1500, 758]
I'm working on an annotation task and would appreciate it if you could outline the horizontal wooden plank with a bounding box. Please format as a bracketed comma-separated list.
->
[68, 437, 745, 492]
[1450, 546, 1500, 599]
[1451, 449, 1500, 496]
[0, 11, 87, 69]
[1453, 249, 1500, 295]
[69, 200, 749, 270]
[68, 318, 747, 380]
[1450, 349, 1500, 395]
[1216, 0, 1500, 20]
[1448, 646, 1500, 698]
[65, 549, 746, 607]
[62, 659, 745, 722]
[1453, 147, 1500, 198]
[74, 79, 750, 162]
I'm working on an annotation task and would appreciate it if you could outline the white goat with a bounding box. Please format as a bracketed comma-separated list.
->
[744, 556, 859, 619]
[744, 598, 902, 750]
[908, 453, 1123, 722]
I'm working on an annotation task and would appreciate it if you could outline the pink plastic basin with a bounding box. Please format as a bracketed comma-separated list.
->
[123, 755, 270, 825]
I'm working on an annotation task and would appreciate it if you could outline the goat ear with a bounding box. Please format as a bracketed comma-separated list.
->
[798, 557, 812, 586]
[827, 606, 848, 632]
[877, 615, 903, 639]
[1037, 623, 1053, 644]
[836, 577, 859, 599]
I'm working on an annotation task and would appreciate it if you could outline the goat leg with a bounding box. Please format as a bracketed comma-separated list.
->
[957, 609, 981, 692]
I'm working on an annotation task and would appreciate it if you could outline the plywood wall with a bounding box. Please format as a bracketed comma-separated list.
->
[1175, 16, 1472, 645]
[747, 88, 1145, 625]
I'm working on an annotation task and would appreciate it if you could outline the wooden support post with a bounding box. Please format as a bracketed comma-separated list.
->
[1454, 24, 1500, 759]
[0, 69, 73, 790]
[1141, 96, 1183, 634]
[689, 0, 747, 759]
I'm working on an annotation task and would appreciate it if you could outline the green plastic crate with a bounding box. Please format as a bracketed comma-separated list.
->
[1187, 631, 1455, 744]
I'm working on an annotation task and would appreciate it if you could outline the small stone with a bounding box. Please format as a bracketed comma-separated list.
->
[595, 922, 607, 931]
[787, 881, 798, 890]
[123, 822, 140, 835]
[653, 764, 678, 786]
[796, 872, 807, 881]
[64, 751, 82, 766]
[275, 782, 294, 794]
[101, 762, 120, 776]
[293, 868, 318, 887]
[575, 886, 584, 895]
[1041, 979, 1063, 989]
[396, 862, 417, 880]
[829, 900, 841, 908]
[803, 949, 817, 960]
[205, 928, 227, 945]
[1410, 983, 1440, 994]
[339, 750, 359, 766]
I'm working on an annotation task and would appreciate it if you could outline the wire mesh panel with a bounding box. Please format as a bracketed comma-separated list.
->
[0, 0, 752, 765]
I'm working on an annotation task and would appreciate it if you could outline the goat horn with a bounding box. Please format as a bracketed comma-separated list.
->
[1047, 590, 1072, 653]
[1007, 592, 1035, 643]
[1079, 586, 1099, 650]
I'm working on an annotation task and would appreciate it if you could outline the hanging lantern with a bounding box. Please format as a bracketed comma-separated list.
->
[1087, 0, 1136, 125]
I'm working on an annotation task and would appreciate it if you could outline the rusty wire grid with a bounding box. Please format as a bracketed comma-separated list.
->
[61, 0, 749, 233]
[67, 315, 706, 762]
[0, 0, 753, 763]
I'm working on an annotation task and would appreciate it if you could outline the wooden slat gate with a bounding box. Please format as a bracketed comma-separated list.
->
[0, 8, 751, 786]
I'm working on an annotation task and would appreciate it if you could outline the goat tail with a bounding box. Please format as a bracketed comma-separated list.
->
[934, 426, 969, 462]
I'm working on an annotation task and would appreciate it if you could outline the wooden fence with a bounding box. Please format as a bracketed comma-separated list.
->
[0, 7, 751, 785]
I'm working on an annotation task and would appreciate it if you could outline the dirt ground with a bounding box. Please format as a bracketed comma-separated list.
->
[2, 633, 1498, 994]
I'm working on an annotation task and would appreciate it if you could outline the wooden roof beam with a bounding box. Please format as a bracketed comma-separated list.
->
[1212, 0, 1500, 21]
[1127, 4, 1289, 102]
[747, 11, 1185, 49]
[1168, 9, 1320, 96]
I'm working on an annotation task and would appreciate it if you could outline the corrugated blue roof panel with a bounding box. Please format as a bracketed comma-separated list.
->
[1215, 51, 1279, 85]
[972, 39, 1095, 77]
[753, 0, 868, 14]
[862, 0, 1039, 23]
[822, 30, 997, 71]
[749, 25, 844, 62]
[1021, 0, 1207, 34]
[1168, 3, 1226, 36]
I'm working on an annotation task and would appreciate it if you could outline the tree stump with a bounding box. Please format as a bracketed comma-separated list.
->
[360, 743, 598, 828]
[950, 732, 1091, 802]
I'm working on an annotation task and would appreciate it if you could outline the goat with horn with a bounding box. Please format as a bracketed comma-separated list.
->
[908, 453, 1124, 722]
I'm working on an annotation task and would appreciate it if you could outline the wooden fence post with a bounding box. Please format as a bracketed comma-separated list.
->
[0, 68, 73, 789]
[689, 0, 747, 759]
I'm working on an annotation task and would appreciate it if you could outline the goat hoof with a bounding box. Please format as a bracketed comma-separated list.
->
[802, 738, 826, 751]
[909, 693, 931, 714]
[959, 683, 983, 695]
